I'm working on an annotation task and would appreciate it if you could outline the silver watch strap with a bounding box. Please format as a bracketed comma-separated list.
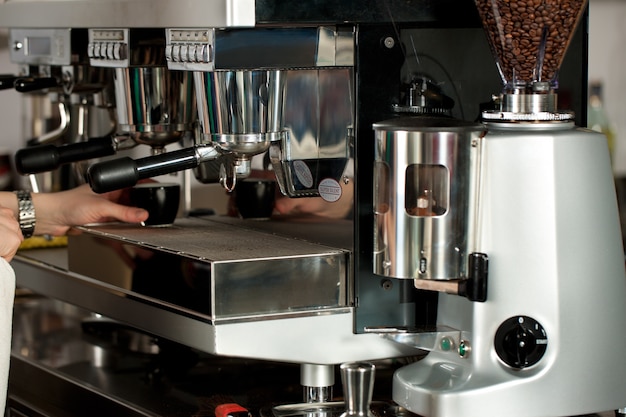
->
[14, 190, 36, 239]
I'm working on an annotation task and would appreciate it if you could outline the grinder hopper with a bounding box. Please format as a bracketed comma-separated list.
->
[475, 0, 587, 95]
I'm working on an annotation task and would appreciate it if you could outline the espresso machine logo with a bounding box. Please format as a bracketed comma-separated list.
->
[318, 178, 342, 202]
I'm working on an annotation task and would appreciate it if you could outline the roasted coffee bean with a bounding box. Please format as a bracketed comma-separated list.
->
[475, 0, 586, 87]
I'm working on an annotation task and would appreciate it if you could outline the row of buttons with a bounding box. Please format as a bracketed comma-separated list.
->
[165, 43, 212, 64]
[87, 42, 127, 61]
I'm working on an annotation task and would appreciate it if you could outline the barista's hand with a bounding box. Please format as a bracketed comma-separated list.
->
[32, 184, 149, 236]
[0, 206, 22, 262]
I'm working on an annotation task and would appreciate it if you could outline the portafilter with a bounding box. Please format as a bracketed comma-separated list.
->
[86, 69, 285, 193]
[15, 66, 196, 176]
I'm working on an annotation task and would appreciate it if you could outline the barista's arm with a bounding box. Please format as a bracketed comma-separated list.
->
[0, 184, 148, 237]
[0, 205, 21, 262]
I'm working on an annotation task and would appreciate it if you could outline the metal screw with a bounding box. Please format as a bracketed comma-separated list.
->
[383, 37, 395, 49]
[381, 279, 393, 290]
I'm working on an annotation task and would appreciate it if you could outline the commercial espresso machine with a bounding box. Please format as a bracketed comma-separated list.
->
[2, 0, 626, 416]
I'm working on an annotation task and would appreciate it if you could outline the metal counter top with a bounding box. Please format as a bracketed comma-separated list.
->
[9, 297, 303, 416]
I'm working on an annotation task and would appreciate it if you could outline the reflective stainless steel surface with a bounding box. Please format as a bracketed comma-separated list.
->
[9, 297, 303, 416]
[194, 69, 285, 172]
[165, 27, 354, 72]
[196, 70, 284, 140]
[372, 117, 485, 280]
[69, 216, 349, 319]
[1, 1, 598, 416]
[12, 216, 421, 364]
[269, 68, 352, 198]
[113, 67, 195, 148]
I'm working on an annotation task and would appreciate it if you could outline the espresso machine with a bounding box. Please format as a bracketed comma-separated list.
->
[0, 0, 615, 416]
[11, 28, 196, 192]
[1, 28, 116, 191]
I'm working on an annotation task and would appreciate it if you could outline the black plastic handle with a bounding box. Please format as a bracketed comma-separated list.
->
[0, 74, 19, 91]
[14, 77, 59, 93]
[87, 147, 199, 194]
[15, 136, 116, 175]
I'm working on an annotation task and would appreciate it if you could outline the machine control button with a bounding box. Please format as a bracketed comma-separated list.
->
[179, 44, 187, 61]
[199, 44, 210, 63]
[188, 44, 197, 62]
[495, 316, 547, 369]
[171, 44, 181, 62]
[112, 43, 122, 60]
[92, 42, 101, 59]
[106, 42, 115, 59]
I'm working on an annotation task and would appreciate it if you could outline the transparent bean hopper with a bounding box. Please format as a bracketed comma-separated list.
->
[476, 0, 586, 118]
[389, 1, 626, 416]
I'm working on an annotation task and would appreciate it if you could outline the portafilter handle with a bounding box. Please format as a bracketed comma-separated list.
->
[0, 74, 20, 91]
[87, 146, 220, 194]
[15, 136, 117, 175]
[340, 362, 376, 417]
[14, 76, 59, 93]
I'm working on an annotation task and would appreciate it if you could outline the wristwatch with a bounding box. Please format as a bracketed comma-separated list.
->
[14, 190, 36, 239]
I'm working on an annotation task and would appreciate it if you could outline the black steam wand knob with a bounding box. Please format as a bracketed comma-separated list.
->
[14, 76, 59, 93]
[0, 74, 20, 90]
[15, 136, 118, 175]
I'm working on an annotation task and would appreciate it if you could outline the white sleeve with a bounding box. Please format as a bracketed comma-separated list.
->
[0, 258, 15, 412]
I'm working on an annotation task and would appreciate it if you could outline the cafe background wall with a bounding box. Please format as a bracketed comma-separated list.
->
[0, 0, 625, 173]
[587, 0, 626, 176]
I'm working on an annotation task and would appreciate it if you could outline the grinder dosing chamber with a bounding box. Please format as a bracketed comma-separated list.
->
[373, 116, 485, 285]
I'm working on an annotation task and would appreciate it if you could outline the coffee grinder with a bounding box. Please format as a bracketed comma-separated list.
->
[378, 0, 626, 415]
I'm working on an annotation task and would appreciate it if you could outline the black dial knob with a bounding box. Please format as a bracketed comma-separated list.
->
[495, 316, 547, 369]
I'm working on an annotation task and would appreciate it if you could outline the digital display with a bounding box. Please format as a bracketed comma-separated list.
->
[26, 37, 51, 56]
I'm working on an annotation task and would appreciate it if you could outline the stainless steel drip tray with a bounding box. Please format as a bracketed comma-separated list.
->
[75, 215, 351, 259]
[68, 216, 349, 321]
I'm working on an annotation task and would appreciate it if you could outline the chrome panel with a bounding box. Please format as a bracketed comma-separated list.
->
[270, 68, 352, 197]
[112, 67, 195, 147]
[166, 27, 355, 71]
[194, 70, 285, 150]
[12, 244, 419, 363]
[67, 217, 348, 319]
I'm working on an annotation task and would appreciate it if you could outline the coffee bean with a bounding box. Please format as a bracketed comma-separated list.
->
[475, 0, 586, 87]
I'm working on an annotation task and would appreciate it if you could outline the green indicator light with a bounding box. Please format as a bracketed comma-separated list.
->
[440, 337, 452, 351]
[459, 340, 470, 358]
